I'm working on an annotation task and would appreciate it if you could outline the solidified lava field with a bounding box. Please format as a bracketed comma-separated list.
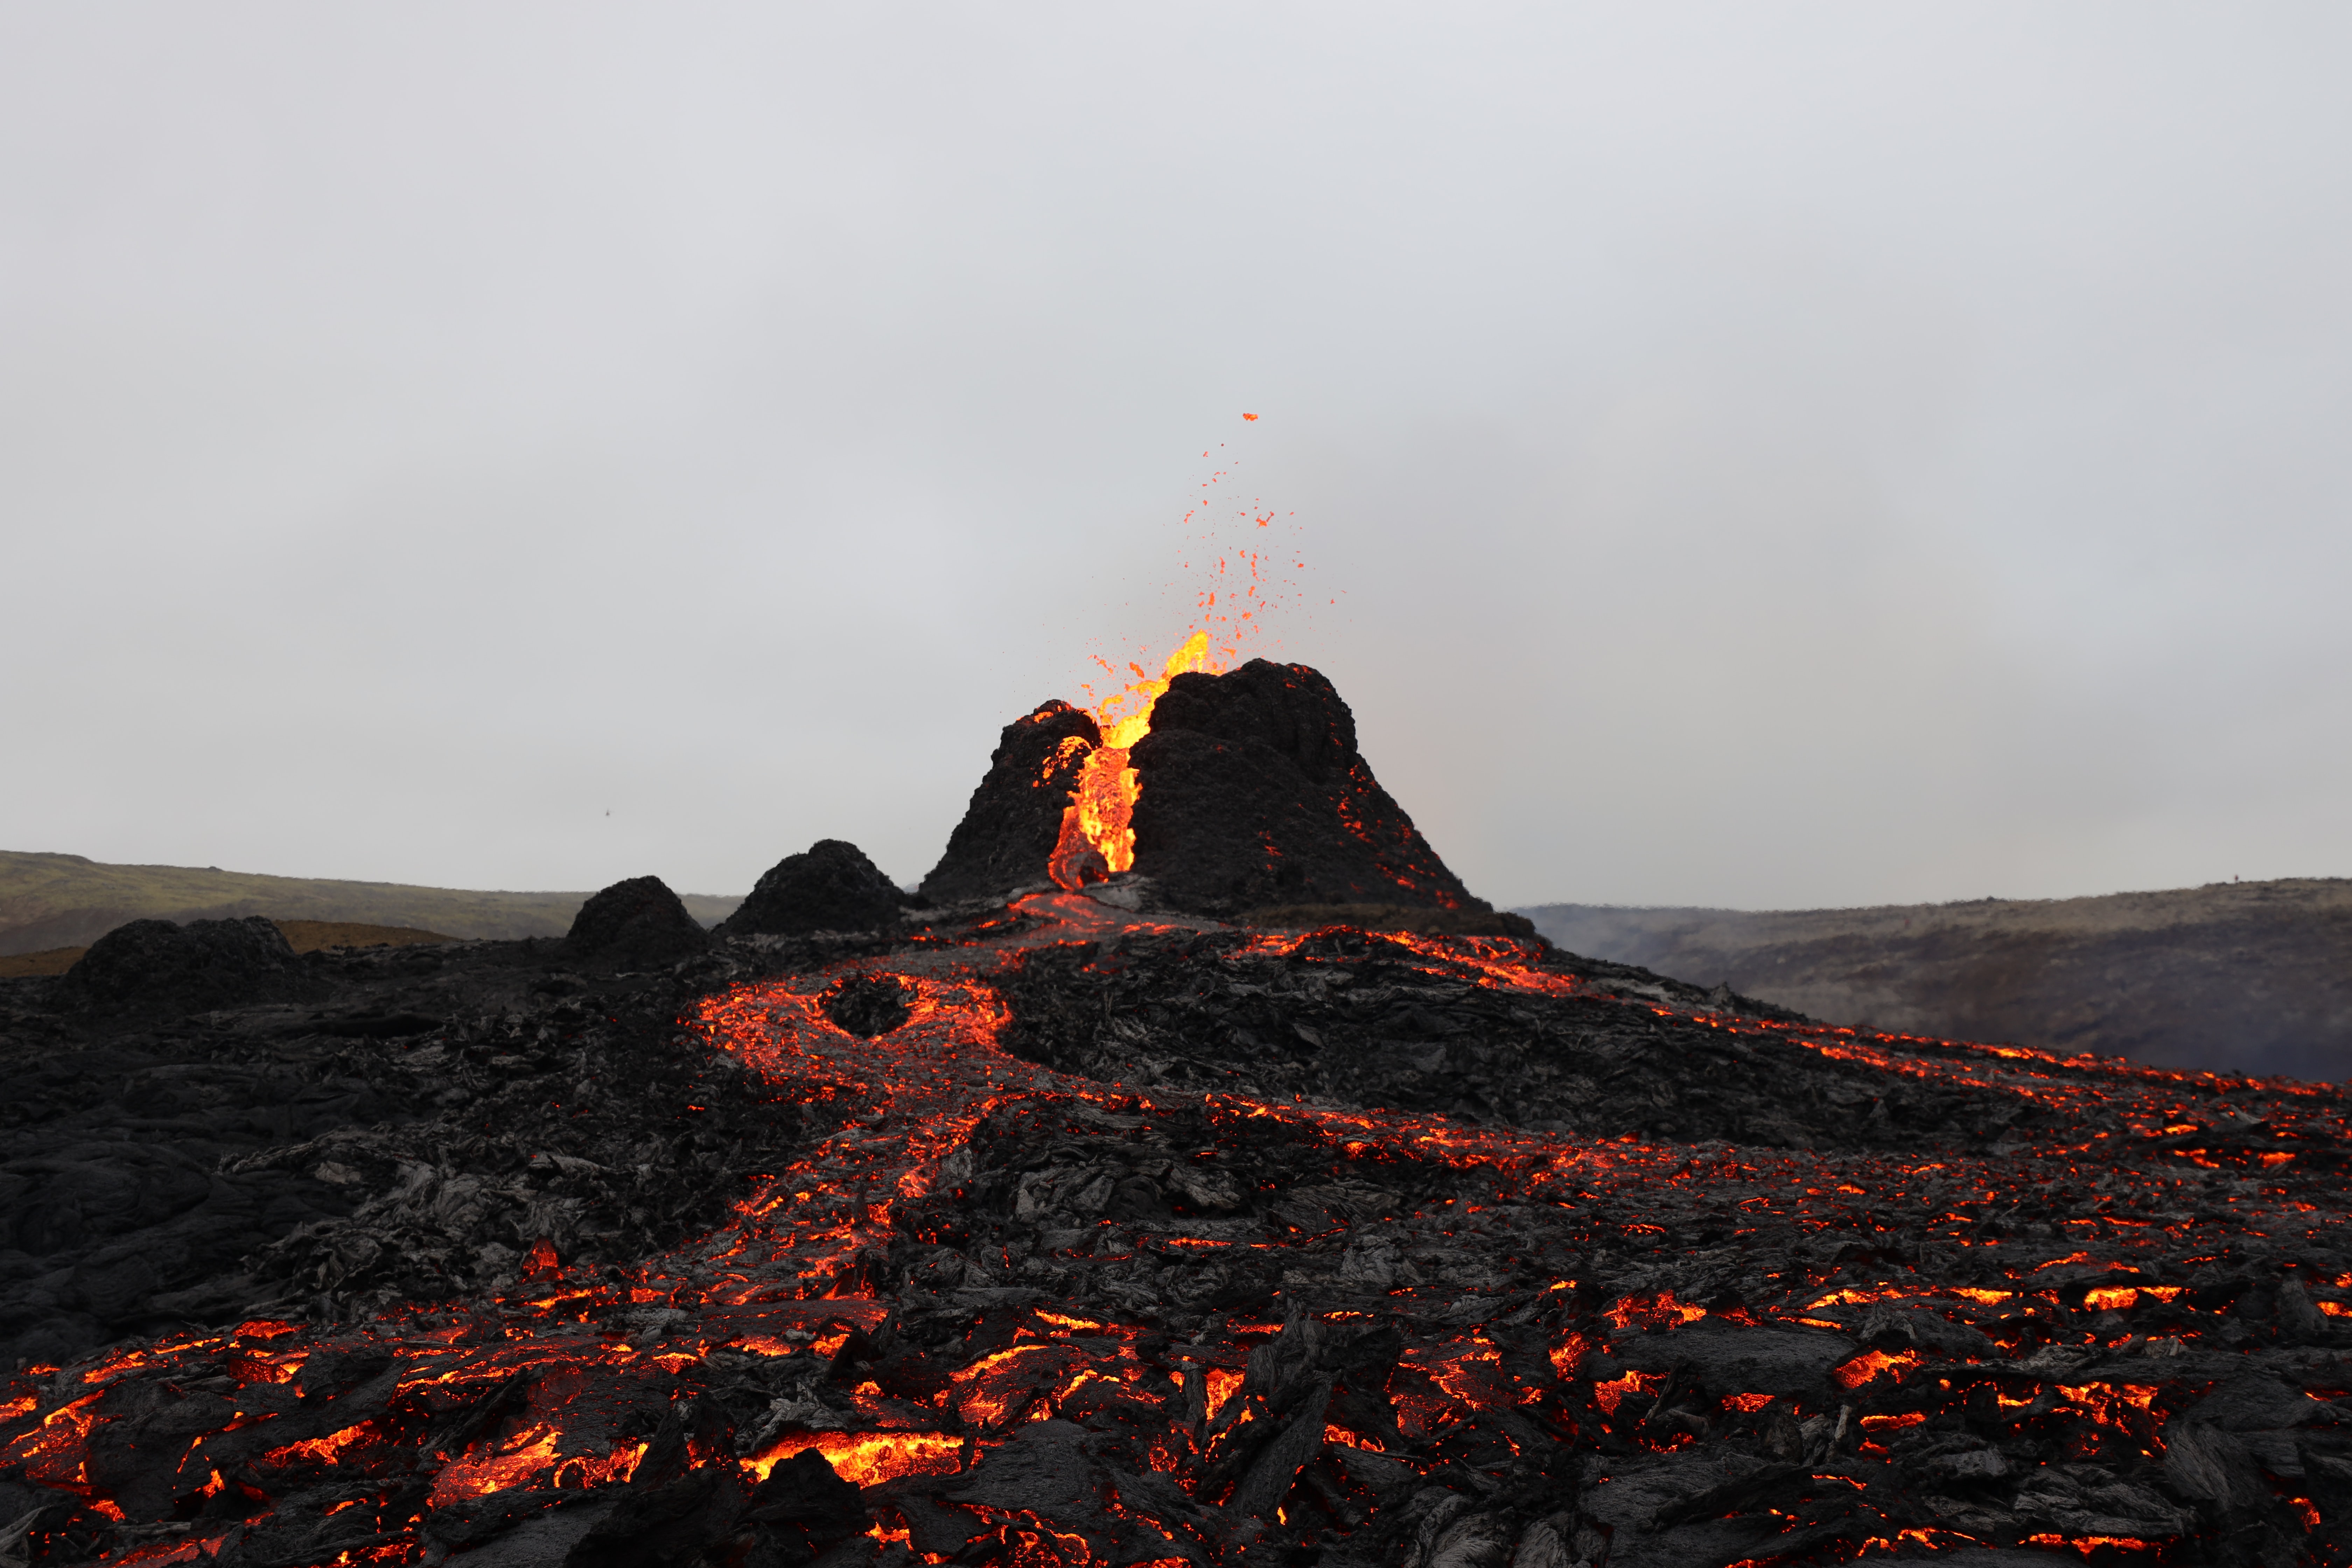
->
[6, 890, 2352, 1568]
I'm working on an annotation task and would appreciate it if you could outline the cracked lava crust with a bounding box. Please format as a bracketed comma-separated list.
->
[6, 890, 2352, 1568]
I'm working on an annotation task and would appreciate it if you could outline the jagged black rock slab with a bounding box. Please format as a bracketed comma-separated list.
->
[920, 701, 1100, 903]
[1130, 660, 1484, 916]
[565, 876, 708, 969]
[0, 933, 824, 1369]
[718, 840, 905, 938]
[993, 929, 2057, 1149]
[56, 915, 323, 1015]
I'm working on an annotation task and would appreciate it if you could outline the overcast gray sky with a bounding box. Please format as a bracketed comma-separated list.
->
[6, 5, 2350, 911]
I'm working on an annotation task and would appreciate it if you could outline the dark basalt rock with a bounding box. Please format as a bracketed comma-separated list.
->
[920, 701, 1101, 903]
[1130, 659, 1485, 916]
[55, 916, 323, 1014]
[564, 1398, 754, 1568]
[565, 876, 708, 968]
[0, 932, 821, 1370]
[993, 928, 2040, 1148]
[718, 840, 906, 938]
[823, 972, 913, 1037]
[740, 1449, 867, 1561]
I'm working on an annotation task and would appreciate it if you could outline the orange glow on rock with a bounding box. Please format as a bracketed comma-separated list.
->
[1592, 1371, 1665, 1415]
[1833, 1348, 1922, 1390]
[2024, 1534, 2156, 1556]
[7, 1391, 106, 1490]
[1605, 1290, 1709, 1331]
[748, 1432, 966, 1488]
[233, 1320, 299, 1339]
[2058, 1382, 2162, 1431]
[1049, 630, 1220, 890]
[426, 1425, 562, 1505]
[262, 1422, 376, 1470]
[1322, 1421, 1384, 1451]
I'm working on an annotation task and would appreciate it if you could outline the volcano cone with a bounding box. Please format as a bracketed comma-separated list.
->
[923, 660, 1486, 916]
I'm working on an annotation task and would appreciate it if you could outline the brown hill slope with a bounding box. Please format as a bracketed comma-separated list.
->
[0, 850, 742, 954]
[1521, 877, 2352, 1080]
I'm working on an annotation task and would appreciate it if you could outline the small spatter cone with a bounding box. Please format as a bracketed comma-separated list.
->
[566, 875, 708, 967]
[924, 662, 1486, 916]
[1127, 659, 1486, 916]
[920, 700, 1101, 903]
[722, 840, 908, 936]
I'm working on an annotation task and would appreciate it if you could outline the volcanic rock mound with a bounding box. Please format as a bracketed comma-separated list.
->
[1134, 660, 1484, 916]
[920, 701, 1101, 904]
[56, 914, 323, 1013]
[565, 875, 709, 968]
[719, 839, 908, 937]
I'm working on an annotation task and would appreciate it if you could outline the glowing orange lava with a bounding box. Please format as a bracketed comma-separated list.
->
[1048, 630, 1220, 889]
[8, 883, 2349, 1566]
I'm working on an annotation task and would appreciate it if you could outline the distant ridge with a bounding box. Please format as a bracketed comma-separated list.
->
[1519, 877, 2352, 1082]
[0, 850, 743, 955]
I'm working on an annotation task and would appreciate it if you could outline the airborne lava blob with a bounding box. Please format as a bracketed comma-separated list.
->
[1046, 418, 1310, 892]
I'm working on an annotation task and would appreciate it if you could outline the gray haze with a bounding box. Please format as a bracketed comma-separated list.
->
[6, 5, 2350, 911]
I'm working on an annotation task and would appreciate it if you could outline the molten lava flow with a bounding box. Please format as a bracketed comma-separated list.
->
[1047, 630, 1219, 889]
[6, 886, 2350, 1566]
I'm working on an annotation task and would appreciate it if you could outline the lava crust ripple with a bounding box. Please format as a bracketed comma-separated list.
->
[4, 893, 2350, 1568]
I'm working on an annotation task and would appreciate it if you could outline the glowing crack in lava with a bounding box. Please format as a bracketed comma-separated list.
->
[1047, 630, 1219, 890]
[5, 891, 2352, 1566]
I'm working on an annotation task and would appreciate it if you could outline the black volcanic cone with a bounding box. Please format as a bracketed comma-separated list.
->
[566, 875, 708, 967]
[58, 915, 323, 1013]
[1131, 659, 1485, 915]
[719, 839, 906, 936]
[920, 700, 1100, 902]
[922, 661, 1485, 916]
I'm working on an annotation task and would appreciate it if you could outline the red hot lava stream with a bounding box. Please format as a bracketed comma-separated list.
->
[5, 894, 2351, 1567]
[1048, 632, 1218, 891]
